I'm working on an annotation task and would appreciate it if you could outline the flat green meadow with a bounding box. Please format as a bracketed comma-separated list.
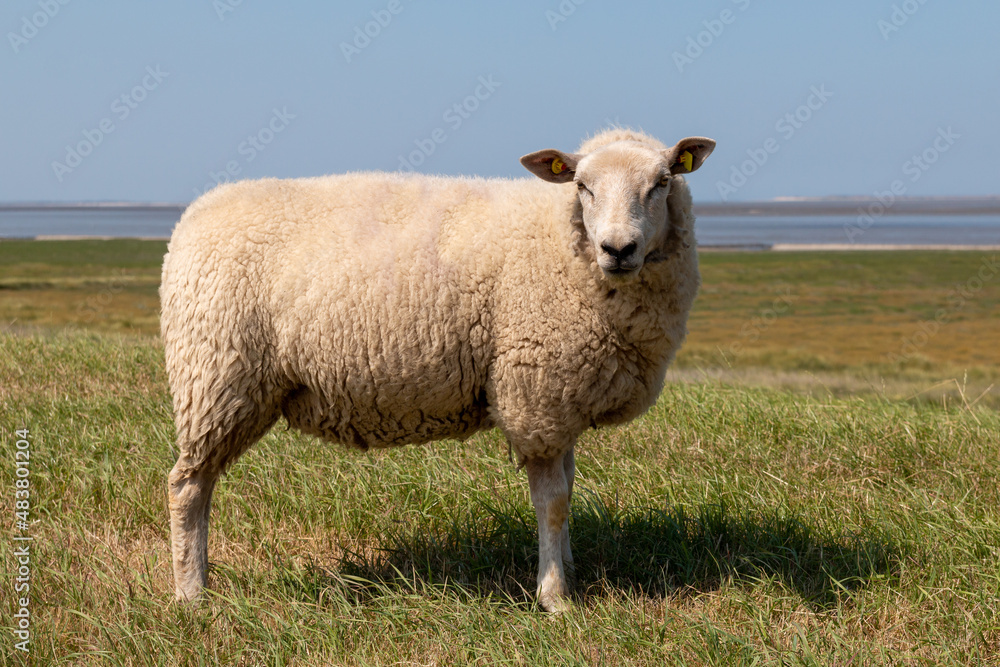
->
[1, 240, 999, 665]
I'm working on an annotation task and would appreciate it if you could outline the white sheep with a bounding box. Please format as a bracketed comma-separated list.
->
[160, 128, 715, 611]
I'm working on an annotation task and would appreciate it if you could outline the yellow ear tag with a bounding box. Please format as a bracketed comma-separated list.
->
[679, 151, 694, 172]
[551, 157, 566, 175]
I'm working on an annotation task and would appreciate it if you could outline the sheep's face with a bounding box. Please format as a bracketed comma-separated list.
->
[521, 136, 715, 282]
[573, 143, 677, 280]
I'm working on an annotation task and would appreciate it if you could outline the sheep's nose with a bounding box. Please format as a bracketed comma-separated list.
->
[600, 241, 637, 261]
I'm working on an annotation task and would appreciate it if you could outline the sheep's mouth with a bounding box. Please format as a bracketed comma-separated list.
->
[603, 265, 641, 281]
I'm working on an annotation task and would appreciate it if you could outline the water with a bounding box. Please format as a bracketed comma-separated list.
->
[694, 214, 1000, 247]
[2, 208, 1000, 247]
[0, 208, 183, 238]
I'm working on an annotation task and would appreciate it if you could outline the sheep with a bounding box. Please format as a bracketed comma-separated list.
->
[160, 127, 715, 612]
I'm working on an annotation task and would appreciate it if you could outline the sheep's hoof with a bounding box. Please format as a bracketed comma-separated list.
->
[538, 593, 572, 614]
[173, 584, 207, 605]
[174, 592, 200, 605]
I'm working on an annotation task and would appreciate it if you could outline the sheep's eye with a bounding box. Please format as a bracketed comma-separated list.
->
[648, 176, 671, 198]
[576, 182, 591, 195]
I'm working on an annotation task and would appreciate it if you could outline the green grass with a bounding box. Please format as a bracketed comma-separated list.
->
[1, 241, 1000, 664]
[0, 239, 164, 334]
[2, 333, 999, 664]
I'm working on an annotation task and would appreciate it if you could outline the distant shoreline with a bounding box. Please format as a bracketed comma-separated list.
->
[2, 197, 1000, 217]
[0, 203, 187, 213]
[699, 243, 1000, 252]
[12, 236, 1000, 252]
[4, 198, 999, 246]
[697, 197, 1000, 217]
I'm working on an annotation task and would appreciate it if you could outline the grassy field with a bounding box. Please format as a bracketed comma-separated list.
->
[0, 240, 163, 335]
[682, 249, 1000, 409]
[2, 240, 1000, 664]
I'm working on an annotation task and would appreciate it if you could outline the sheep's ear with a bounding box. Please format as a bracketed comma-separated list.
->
[520, 149, 581, 184]
[666, 137, 716, 175]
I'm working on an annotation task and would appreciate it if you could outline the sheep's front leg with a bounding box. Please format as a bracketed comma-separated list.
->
[526, 452, 572, 612]
[561, 445, 575, 572]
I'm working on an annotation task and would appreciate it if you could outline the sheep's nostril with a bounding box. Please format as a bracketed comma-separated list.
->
[601, 241, 637, 260]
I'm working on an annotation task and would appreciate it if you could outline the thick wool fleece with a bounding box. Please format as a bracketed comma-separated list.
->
[160, 129, 700, 471]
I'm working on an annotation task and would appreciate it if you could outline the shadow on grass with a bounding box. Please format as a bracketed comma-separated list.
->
[285, 494, 903, 609]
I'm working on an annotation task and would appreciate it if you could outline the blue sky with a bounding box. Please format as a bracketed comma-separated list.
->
[1, 1, 997, 203]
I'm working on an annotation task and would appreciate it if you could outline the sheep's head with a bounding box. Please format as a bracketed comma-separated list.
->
[521, 136, 715, 282]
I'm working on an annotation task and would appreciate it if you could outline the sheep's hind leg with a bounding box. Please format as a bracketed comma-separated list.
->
[168, 456, 221, 602]
[168, 409, 278, 602]
[525, 451, 572, 613]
